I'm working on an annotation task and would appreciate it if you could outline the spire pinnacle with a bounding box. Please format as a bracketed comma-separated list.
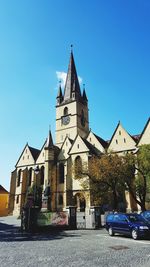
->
[63, 50, 81, 102]
[57, 81, 63, 104]
[82, 84, 88, 102]
[45, 130, 53, 148]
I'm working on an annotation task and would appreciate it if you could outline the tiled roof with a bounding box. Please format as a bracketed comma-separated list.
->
[28, 146, 40, 161]
[131, 134, 141, 143]
[93, 133, 108, 148]
[82, 137, 102, 155]
[0, 185, 9, 194]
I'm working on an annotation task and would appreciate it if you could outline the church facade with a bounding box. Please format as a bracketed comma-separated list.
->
[9, 51, 150, 216]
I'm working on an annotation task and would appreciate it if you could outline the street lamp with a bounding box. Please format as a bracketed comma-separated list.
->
[34, 166, 40, 207]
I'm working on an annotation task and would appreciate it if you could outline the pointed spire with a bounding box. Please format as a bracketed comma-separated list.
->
[63, 47, 81, 101]
[57, 81, 63, 98]
[57, 81, 63, 105]
[82, 84, 88, 102]
[45, 130, 53, 149]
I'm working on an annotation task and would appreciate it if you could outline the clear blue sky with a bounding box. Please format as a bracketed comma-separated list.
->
[0, 0, 150, 190]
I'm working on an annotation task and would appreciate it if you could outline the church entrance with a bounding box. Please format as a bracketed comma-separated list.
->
[75, 193, 86, 229]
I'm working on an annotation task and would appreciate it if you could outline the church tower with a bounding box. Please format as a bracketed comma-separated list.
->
[56, 50, 89, 147]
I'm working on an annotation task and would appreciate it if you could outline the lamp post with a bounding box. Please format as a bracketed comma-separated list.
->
[34, 165, 40, 207]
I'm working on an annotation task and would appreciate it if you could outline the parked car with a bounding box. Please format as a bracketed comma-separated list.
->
[105, 213, 150, 240]
[141, 210, 150, 222]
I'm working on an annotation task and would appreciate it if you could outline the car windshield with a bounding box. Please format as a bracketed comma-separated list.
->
[142, 211, 150, 219]
[127, 214, 147, 223]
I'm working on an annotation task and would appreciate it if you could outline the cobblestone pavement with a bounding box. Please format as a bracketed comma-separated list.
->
[0, 216, 150, 267]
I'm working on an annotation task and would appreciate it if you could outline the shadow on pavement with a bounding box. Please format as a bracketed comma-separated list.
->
[0, 220, 81, 242]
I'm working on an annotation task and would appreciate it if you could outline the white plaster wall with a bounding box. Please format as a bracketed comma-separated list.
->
[108, 124, 136, 152]
[138, 122, 150, 145]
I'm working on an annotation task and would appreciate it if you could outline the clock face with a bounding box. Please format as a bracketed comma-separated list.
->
[62, 115, 70, 125]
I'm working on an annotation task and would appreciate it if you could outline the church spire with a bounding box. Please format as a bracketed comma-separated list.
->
[45, 130, 53, 149]
[57, 81, 63, 105]
[82, 84, 88, 103]
[63, 47, 81, 102]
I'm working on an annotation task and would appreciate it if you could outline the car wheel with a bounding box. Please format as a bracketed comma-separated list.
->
[108, 227, 114, 236]
[131, 229, 138, 240]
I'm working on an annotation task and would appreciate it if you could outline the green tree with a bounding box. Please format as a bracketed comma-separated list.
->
[74, 153, 127, 211]
[123, 144, 150, 211]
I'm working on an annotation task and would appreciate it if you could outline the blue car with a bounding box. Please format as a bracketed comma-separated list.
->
[105, 213, 150, 240]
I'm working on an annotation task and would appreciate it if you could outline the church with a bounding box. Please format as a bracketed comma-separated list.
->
[9, 50, 150, 217]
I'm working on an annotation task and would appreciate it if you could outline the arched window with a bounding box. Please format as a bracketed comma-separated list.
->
[64, 107, 68, 116]
[75, 193, 86, 212]
[40, 166, 44, 185]
[59, 194, 63, 205]
[75, 156, 82, 177]
[16, 195, 19, 204]
[17, 170, 21, 187]
[28, 168, 32, 186]
[59, 163, 64, 183]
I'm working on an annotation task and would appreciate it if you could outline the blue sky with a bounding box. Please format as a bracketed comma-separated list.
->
[0, 0, 150, 190]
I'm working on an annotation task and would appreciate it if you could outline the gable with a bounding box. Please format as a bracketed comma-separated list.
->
[58, 137, 73, 160]
[138, 119, 150, 146]
[86, 132, 106, 153]
[108, 123, 136, 152]
[69, 135, 89, 155]
[36, 141, 46, 164]
[16, 144, 36, 167]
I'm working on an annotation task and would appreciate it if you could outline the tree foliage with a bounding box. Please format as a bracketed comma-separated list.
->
[123, 144, 150, 211]
[74, 144, 150, 211]
[74, 154, 127, 211]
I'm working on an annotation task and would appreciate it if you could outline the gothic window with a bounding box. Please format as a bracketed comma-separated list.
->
[17, 170, 21, 187]
[64, 107, 68, 116]
[59, 163, 64, 183]
[28, 168, 32, 186]
[59, 194, 63, 205]
[40, 166, 44, 185]
[16, 195, 19, 204]
[75, 156, 82, 177]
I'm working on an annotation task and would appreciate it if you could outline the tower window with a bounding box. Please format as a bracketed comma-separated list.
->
[17, 170, 21, 187]
[16, 195, 19, 204]
[77, 144, 79, 149]
[59, 195, 63, 205]
[59, 163, 64, 183]
[75, 156, 82, 177]
[116, 139, 118, 144]
[40, 166, 44, 185]
[28, 168, 32, 186]
[64, 107, 68, 116]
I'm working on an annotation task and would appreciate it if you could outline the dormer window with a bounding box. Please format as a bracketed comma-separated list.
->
[116, 139, 118, 144]
[119, 131, 121, 135]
